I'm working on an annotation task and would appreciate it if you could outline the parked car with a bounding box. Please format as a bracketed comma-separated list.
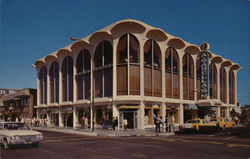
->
[210, 117, 235, 129]
[0, 122, 43, 149]
[181, 118, 217, 132]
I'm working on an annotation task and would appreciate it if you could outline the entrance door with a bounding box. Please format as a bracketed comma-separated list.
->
[120, 111, 137, 129]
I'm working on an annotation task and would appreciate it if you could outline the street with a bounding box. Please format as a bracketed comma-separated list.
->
[1, 130, 250, 159]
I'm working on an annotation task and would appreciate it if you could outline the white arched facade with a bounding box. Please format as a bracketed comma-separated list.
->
[34, 19, 240, 129]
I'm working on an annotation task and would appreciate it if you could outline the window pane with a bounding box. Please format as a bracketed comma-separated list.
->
[117, 65, 128, 95]
[130, 65, 140, 95]
[117, 35, 128, 64]
[144, 67, 152, 96]
[104, 67, 113, 97]
[95, 71, 103, 97]
[154, 69, 162, 97]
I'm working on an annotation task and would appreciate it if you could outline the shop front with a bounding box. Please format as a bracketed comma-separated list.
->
[48, 107, 59, 126]
[60, 106, 73, 127]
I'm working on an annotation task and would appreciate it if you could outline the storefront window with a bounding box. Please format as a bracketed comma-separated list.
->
[144, 40, 162, 97]
[76, 49, 91, 100]
[183, 53, 194, 100]
[62, 56, 73, 102]
[117, 34, 140, 95]
[39, 66, 47, 104]
[94, 41, 113, 97]
[165, 47, 179, 98]
[49, 61, 59, 103]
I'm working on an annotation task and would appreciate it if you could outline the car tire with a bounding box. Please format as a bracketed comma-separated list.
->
[32, 143, 40, 147]
[3, 139, 10, 149]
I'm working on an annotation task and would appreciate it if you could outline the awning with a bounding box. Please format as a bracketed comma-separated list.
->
[184, 104, 198, 110]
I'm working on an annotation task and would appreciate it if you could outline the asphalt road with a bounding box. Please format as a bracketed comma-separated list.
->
[1, 130, 250, 159]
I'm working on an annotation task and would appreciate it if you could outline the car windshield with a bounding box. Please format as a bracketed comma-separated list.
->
[4, 123, 30, 130]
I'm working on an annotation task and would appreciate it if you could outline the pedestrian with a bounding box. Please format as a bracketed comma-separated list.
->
[102, 115, 106, 130]
[123, 118, 128, 130]
[155, 115, 161, 133]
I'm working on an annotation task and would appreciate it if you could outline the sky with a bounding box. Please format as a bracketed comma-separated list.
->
[0, 0, 249, 106]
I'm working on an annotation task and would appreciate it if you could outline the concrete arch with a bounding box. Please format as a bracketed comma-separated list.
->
[167, 38, 185, 49]
[211, 56, 223, 63]
[146, 29, 168, 42]
[89, 31, 112, 48]
[34, 59, 46, 70]
[111, 20, 147, 39]
[221, 60, 232, 67]
[230, 64, 240, 70]
[184, 45, 200, 55]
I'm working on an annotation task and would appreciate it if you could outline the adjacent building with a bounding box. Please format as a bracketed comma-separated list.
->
[1, 88, 37, 121]
[33, 19, 240, 129]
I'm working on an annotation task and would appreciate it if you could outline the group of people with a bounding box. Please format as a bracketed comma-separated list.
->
[154, 115, 174, 133]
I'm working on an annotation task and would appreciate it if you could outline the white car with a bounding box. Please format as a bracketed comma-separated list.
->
[0, 122, 43, 149]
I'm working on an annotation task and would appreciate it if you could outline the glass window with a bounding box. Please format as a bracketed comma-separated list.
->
[117, 34, 140, 95]
[165, 47, 179, 98]
[183, 53, 194, 100]
[62, 56, 73, 102]
[76, 49, 91, 100]
[94, 41, 113, 97]
[220, 67, 227, 103]
[39, 66, 47, 104]
[144, 40, 162, 97]
[49, 61, 59, 103]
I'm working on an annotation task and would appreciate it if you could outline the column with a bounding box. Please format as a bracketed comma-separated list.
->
[73, 61, 77, 103]
[161, 45, 166, 99]
[113, 39, 117, 98]
[225, 67, 230, 104]
[140, 39, 144, 97]
[216, 107, 221, 118]
[161, 103, 166, 132]
[112, 104, 119, 117]
[234, 70, 238, 105]
[216, 63, 221, 100]
[138, 101, 145, 130]
[37, 73, 40, 106]
[179, 53, 184, 100]
[59, 66, 63, 104]
[73, 106, 78, 129]
[178, 104, 184, 125]
[59, 108, 64, 127]
[46, 112, 51, 126]
[47, 65, 50, 105]
[90, 50, 94, 130]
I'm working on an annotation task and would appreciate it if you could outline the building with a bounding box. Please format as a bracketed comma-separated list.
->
[33, 19, 240, 129]
[1, 88, 37, 121]
[0, 88, 17, 120]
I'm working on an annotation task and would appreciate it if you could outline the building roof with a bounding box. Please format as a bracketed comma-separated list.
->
[33, 19, 240, 70]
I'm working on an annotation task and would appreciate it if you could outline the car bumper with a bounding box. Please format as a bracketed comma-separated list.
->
[10, 139, 43, 145]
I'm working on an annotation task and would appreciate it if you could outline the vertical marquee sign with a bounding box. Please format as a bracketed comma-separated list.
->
[200, 43, 210, 97]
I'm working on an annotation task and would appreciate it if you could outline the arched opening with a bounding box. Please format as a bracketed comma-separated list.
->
[165, 47, 179, 99]
[117, 33, 140, 95]
[144, 40, 162, 97]
[62, 56, 73, 102]
[229, 69, 235, 104]
[39, 66, 47, 104]
[49, 62, 59, 103]
[94, 41, 113, 97]
[183, 53, 194, 100]
[209, 62, 217, 99]
[220, 67, 227, 103]
[76, 49, 91, 100]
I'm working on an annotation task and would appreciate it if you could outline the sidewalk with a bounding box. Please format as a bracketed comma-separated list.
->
[32, 126, 175, 137]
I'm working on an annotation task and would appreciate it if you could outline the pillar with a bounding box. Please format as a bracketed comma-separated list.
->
[225, 68, 230, 104]
[216, 63, 221, 100]
[179, 53, 184, 100]
[59, 108, 64, 127]
[178, 104, 184, 125]
[112, 104, 119, 117]
[161, 103, 166, 132]
[193, 55, 197, 101]
[73, 106, 78, 129]
[138, 101, 145, 130]
[216, 106, 221, 118]
[46, 112, 51, 126]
